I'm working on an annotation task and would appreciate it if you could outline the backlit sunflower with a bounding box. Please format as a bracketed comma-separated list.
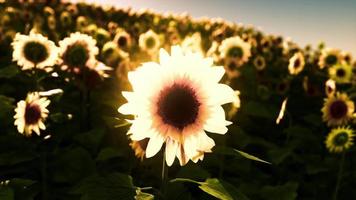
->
[328, 64, 352, 84]
[139, 30, 160, 55]
[12, 32, 59, 71]
[325, 79, 336, 97]
[318, 48, 341, 69]
[58, 32, 99, 73]
[288, 52, 305, 75]
[118, 46, 237, 166]
[14, 92, 50, 136]
[322, 93, 354, 126]
[219, 36, 251, 67]
[325, 126, 354, 153]
[253, 55, 266, 71]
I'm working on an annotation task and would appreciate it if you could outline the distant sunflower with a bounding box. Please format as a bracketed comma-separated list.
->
[14, 92, 50, 136]
[288, 52, 305, 75]
[219, 36, 251, 67]
[253, 55, 266, 71]
[12, 32, 59, 71]
[58, 32, 99, 73]
[139, 30, 160, 54]
[341, 51, 352, 64]
[318, 48, 341, 69]
[181, 32, 204, 55]
[325, 126, 354, 153]
[328, 64, 352, 84]
[118, 46, 236, 166]
[113, 29, 132, 50]
[322, 93, 354, 126]
[325, 79, 336, 97]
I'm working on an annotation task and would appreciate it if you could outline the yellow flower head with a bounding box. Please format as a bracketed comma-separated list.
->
[288, 52, 305, 75]
[219, 36, 251, 67]
[328, 63, 352, 84]
[318, 48, 341, 69]
[139, 30, 160, 55]
[322, 92, 354, 126]
[325, 126, 354, 153]
[253, 55, 266, 71]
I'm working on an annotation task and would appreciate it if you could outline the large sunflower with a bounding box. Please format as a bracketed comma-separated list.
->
[118, 46, 236, 166]
[12, 32, 59, 71]
[325, 126, 354, 153]
[14, 92, 50, 136]
[322, 93, 354, 126]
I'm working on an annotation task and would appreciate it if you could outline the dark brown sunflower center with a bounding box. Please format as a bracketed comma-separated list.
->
[23, 41, 48, 64]
[227, 46, 243, 58]
[25, 103, 41, 125]
[145, 37, 156, 49]
[294, 58, 301, 68]
[333, 132, 348, 146]
[325, 55, 337, 65]
[63, 43, 89, 67]
[329, 100, 348, 119]
[336, 68, 346, 77]
[118, 36, 128, 47]
[228, 61, 237, 70]
[157, 83, 200, 130]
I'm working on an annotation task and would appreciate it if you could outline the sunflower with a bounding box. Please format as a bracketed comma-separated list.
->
[219, 36, 251, 67]
[288, 52, 305, 75]
[341, 51, 352, 64]
[14, 92, 50, 136]
[325, 126, 354, 153]
[253, 55, 266, 71]
[318, 48, 341, 69]
[113, 29, 132, 50]
[118, 46, 236, 166]
[322, 93, 354, 126]
[58, 32, 99, 73]
[129, 138, 150, 161]
[181, 32, 204, 55]
[139, 30, 160, 55]
[11, 32, 59, 71]
[328, 64, 352, 84]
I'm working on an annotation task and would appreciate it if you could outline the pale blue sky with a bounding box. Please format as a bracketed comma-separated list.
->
[71, 0, 356, 55]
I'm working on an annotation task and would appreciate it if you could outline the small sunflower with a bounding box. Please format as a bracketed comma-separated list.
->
[14, 92, 50, 136]
[328, 64, 352, 84]
[129, 138, 150, 161]
[58, 32, 99, 73]
[181, 32, 204, 55]
[318, 48, 341, 69]
[288, 52, 305, 75]
[322, 93, 354, 126]
[12, 32, 59, 71]
[113, 29, 132, 50]
[325, 126, 354, 153]
[325, 79, 336, 97]
[341, 51, 352, 64]
[253, 55, 266, 71]
[219, 36, 251, 67]
[118, 46, 237, 166]
[139, 30, 160, 55]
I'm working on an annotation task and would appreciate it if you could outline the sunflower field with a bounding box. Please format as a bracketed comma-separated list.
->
[0, 1, 355, 200]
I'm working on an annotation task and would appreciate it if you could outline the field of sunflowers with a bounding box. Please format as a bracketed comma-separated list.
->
[0, 1, 355, 200]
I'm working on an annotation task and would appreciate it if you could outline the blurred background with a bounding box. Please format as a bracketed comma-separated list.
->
[69, 0, 356, 55]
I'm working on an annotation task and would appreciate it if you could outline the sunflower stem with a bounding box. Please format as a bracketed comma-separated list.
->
[333, 152, 345, 200]
[161, 151, 168, 195]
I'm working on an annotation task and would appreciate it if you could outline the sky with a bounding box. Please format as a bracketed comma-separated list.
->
[70, 0, 356, 55]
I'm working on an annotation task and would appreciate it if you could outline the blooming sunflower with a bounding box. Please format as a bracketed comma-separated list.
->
[14, 92, 50, 136]
[325, 126, 354, 153]
[253, 55, 266, 71]
[12, 32, 59, 71]
[113, 29, 132, 50]
[318, 48, 341, 69]
[139, 30, 160, 55]
[288, 52, 305, 75]
[328, 64, 352, 84]
[118, 46, 236, 166]
[322, 93, 354, 126]
[58, 32, 99, 73]
[219, 36, 251, 67]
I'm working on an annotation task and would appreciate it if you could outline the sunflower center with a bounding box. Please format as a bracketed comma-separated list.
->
[325, 55, 337, 65]
[118, 36, 128, 47]
[25, 103, 41, 125]
[145, 37, 156, 49]
[329, 100, 348, 119]
[63, 43, 89, 67]
[23, 41, 48, 64]
[294, 58, 301, 68]
[336, 68, 346, 77]
[228, 61, 237, 70]
[157, 83, 200, 130]
[227, 46, 243, 58]
[333, 132, 349, 146]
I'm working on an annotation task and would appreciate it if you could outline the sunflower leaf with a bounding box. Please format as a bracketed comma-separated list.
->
[234, 150, 271, 164]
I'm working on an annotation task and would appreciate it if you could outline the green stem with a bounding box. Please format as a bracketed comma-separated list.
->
[161, 152, 168, 195]
[333, 152, 346, 200]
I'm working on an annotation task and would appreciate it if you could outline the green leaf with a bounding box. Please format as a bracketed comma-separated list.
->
[198, 178, 233, 200]
[0, 187, 14, 200]
[0, 65, 19, 78]
[234, 150, 271, 164]
[135, 189, 154, 200]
